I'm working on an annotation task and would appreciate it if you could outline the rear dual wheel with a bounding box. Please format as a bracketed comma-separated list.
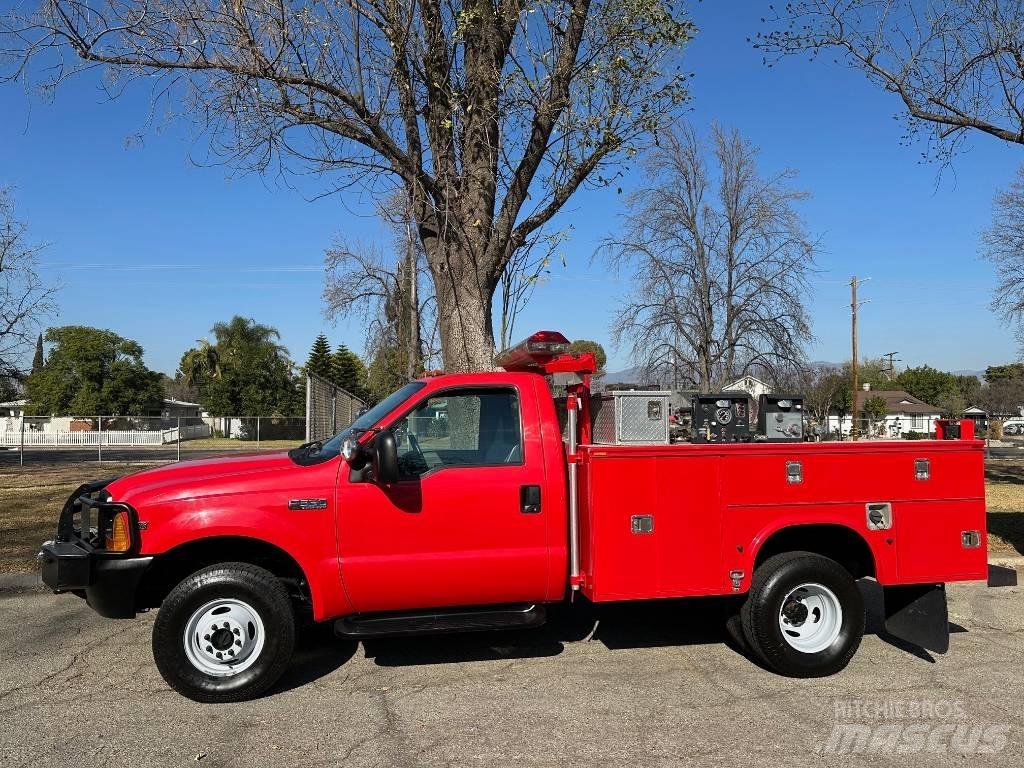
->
[740, 552, 864, 677]
[153, 563, 295, 703]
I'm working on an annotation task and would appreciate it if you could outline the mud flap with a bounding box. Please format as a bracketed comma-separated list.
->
[883, 583, 949, 654]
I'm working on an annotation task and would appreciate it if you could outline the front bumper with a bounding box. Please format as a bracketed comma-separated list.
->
[38, 480, 152, 619]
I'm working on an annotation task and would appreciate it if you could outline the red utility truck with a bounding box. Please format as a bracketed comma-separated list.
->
[39, 331, 988, 702]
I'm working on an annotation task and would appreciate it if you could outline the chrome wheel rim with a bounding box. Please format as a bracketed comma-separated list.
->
[183, 598, 265, 677]
[778, 582, 843, 654]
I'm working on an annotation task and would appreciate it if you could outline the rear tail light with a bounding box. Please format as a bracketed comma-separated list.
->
[105, 510, 132, 552]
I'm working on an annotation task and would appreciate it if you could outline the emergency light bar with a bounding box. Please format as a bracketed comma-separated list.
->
[494, 331, 572, 371]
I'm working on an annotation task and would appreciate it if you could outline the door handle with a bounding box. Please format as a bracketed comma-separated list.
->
[520, 485, 541, 514]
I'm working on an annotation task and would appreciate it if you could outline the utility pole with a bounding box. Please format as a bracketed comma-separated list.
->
[850, 277, 870, 440]
[881, 351, 900, 381]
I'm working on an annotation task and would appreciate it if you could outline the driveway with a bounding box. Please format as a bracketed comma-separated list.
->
[1, 576, 1022, 767]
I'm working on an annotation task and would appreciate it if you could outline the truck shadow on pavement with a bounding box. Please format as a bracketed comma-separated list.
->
[269, 580, 956, 693]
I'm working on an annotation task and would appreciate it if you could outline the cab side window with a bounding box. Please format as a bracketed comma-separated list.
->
[393, 389, 522, 479]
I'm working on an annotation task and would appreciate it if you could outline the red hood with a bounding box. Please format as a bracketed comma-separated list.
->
[106, 451, 300, 506]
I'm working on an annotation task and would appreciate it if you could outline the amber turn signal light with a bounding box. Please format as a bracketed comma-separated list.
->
[105, 510, 131, 552]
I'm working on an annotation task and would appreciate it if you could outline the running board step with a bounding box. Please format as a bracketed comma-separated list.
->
[334, 603, 546, 638]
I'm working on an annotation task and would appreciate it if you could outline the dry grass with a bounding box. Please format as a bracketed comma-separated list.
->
[181, 437, 300, 450]
[984, 461, 1024, 556]
[0, 460, 165, 573]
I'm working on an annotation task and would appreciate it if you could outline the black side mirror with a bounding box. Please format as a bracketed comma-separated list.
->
[373, 429, 399, 484]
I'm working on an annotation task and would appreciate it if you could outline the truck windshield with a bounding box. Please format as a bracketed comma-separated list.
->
[291, 381, 427, 463]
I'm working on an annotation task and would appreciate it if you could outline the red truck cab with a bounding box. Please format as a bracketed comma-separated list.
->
[39, 331, 988, 702]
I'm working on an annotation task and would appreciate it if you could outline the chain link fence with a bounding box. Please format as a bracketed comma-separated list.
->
[305, 373, 366, 442]
[0, 414, 308, 465]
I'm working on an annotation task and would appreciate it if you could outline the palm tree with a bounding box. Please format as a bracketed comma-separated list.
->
[211, 317, 286, 362]
[181, 339, 221, 388]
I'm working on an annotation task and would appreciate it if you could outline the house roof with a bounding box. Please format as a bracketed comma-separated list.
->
[855, 390, 939, 415]
[0, 399, 27, 408]
[723, 375, 769, 389]
[162, 398, 202, 407]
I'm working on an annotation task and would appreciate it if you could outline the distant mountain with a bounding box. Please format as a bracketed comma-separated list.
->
[595, 367, 648, 390]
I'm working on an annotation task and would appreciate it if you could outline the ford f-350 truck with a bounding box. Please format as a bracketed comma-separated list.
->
[39, 331, 988, 702]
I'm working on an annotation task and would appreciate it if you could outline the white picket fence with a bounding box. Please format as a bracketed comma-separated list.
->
[0, 424, 211, 447]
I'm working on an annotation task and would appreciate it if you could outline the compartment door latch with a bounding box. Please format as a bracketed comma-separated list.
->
[631, 514, 654, 534]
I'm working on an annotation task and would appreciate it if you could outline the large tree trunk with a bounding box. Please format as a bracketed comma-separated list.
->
[433, 266, 497, 372]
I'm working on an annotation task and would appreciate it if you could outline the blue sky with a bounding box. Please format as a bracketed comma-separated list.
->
[1, 2, 1019, 377]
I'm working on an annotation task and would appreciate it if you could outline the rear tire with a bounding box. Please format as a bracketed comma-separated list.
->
[740, 551, 864, 677]
[152, 562, 295, 703]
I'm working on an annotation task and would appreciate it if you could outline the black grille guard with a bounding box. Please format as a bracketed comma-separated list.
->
[55, 479, 141, 556]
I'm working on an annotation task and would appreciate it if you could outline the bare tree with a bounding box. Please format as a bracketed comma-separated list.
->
[0, 188, 56, 381]
[806, 369, 849, 432]
[323, 193, 440, 382]
[602, 123, 818, 393]
[758, 1, 1024, 161]
[3, 1, 693, 370]
[983, 166, 1024, 347]
[497, 228, 566, 350]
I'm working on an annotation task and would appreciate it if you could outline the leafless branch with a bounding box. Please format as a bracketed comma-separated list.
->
[601, 123, 819, 393]
[758, 1, 1024, 162]
[0, 187, 57, 380]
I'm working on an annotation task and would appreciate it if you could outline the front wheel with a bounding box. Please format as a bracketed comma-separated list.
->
[152, 563, 295, 702]
[740, 551, 864, 677]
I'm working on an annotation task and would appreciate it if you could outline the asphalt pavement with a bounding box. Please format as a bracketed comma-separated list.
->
[1, 573, 1022, 767]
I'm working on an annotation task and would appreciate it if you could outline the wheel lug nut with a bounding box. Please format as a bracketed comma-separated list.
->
[216, 652, 222, 659]
[228, 649, 235, 656]
[203, 634, 211, 641]
[223, 622, 230, 629]
[206, 646, 213, 653]
[232, 628, 240, 635]
[235, 639, 242, 646]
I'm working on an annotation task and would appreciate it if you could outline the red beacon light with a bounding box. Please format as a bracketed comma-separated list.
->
[495, 331, 572, 370]
[495, 331, 596, 376]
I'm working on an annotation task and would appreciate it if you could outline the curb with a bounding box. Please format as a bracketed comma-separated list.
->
[0, 571, 44, 595]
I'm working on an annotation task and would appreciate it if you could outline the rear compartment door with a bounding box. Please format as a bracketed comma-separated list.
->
[896, 499, 988, 582]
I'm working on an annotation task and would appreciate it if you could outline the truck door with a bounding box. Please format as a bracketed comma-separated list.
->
[338, 385, 551, 613]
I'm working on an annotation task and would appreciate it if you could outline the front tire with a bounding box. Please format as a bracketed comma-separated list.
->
[152, 563, 295, 702]
[740, 551, 864, 677]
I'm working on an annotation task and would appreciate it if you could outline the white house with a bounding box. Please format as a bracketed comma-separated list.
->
[156, 398, 205, 419]
[723, 375, 772, 400]
[0, 399, 27, 418]
[826, 388, 941, 438]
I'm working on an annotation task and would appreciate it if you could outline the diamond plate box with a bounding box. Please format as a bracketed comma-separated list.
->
[591, 391, 671, 445]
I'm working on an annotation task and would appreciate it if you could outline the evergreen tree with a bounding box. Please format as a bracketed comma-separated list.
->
[366, 345, 407, 406]
[31, 333, 44, 374]
[304, 334, 333, 380]
[332, 344, 369, 401]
